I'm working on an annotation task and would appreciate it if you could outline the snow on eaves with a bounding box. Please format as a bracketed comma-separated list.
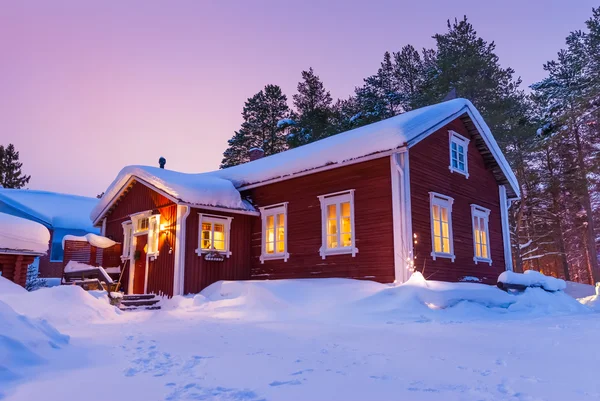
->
[212, 98, 520, 195]
[92, 99, 519, 222]
[0, 188, 99, 232]
[0, 212, 50, 254]
[91, 165, 256, 223]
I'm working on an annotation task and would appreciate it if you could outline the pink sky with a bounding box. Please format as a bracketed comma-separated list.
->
[0, 0, 596, 197]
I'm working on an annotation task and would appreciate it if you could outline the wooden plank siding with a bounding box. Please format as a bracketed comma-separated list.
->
[37, 229, 64, 278]
[409, 118, 505, 284]
[241, 157, 396, 283]
[102, 181, 177, 296]
[0, 254, 37, 287]
[183, 208, 252, 294]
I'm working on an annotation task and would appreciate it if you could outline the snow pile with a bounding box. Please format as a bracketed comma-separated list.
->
[64, 261, 114, 283]
[578, 283, 600, 312]
[0, 212, 49, 253]
[0, 278, 69, 396]
[565, 280, 596, 298]
[0, 278, 121, 329]
[62, 233, 117, 249]
[498, 270, 566, 292]
[0, 188, 98, 231]
[91, 165, 256, 222]
[180, 273, 589, 322]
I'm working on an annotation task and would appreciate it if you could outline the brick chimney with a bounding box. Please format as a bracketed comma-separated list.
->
[248, 148, 265, 161]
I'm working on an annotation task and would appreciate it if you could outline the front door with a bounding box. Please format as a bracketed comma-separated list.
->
[133, 235, 147, 294]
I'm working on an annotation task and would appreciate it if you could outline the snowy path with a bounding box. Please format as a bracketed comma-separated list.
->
[6, 309, 600, 401]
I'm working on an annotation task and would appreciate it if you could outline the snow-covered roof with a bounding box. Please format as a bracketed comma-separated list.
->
[92, 99, 519, 223]
[62, 233, 118, 250]
[91, 166, 256, 223]
[0, 212, 50, 254]
[0, 188, 99, 232]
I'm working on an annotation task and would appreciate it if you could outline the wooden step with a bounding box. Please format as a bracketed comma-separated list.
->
[122, 294, 156, 301]
[119, 305, 162, 311]
[121, 298, 160, 307]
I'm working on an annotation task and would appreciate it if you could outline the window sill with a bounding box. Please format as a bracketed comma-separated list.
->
[431, 251, 455, 262]
[473, 257, 492, 265]
[448, 166, 469, 179]
[320, 247, 358, 259]
[260, 252, 290, 263]
[195, 248, 231, 258]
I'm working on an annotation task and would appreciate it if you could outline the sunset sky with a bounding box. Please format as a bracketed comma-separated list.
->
[1, 0, 596, 197]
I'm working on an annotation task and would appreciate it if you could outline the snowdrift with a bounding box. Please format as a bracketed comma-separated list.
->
[179, 273, 591, 322]
[0, 277, 121, 329]
[0, 279, 69, 397]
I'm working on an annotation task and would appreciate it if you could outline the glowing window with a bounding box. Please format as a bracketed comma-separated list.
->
[429, 192, 455, 261]
[318, 190, 358, 259]
[197, 214, 232, 256]
[471, 205, 491, 264]
[259, 203, 288, 262]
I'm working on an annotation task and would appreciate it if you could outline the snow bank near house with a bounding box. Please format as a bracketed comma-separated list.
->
[565, 281, 596, 298]
[0, 188, 98, 231]
[0, 212, 49, 253]
[62, 233, 117, 249]
[0, 278, 121, 329]
[0, 274, 28, 295]
[181, 273, 589, 322]
[498, 270, 566, 292]
[578, 284, 600, 312]
[91, 165, 256, 222]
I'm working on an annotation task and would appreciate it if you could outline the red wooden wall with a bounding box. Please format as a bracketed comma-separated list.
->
[183, 208, 252, 294]
[37, 229, 63, 278]
[409, 118, 505, 284]
[242, 157, 396, 283]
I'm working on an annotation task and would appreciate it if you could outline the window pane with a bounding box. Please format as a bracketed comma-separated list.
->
[341, 217, 351, 234]
[432, 205, 440, 221]
[276, 213, 284, 228]
[452, 159, 458, 168]
[266, 215, 274, 230]
[441, 220, 449, 239]
[458, 144, 464, 154]
[202, 223, 212, 231]
[327, 204, 336, 219]
[452, 142, 457, 151]
[341, 202, 351, 217]
[327, 218, 337, 236]
[341, 233, 351, 247]
[441, 207, 448, 223]
[481, 244, 488, 259]
[214, 227, 225, 242]
[443, 237, 450, 253]
[459, 161, 465, 171]
[434, 236, 442, 253]
[277, 241, 285, 253]
[433, 219, 441, 237]
[266, 242, 274, 253]
[327, 235, 338, 249]
[213, 240, 225, 251]
[201, 239, 211, 249]
[458, 153, 464, 163]
[474, 216, 480, 234]
[266, 228, 274, 245]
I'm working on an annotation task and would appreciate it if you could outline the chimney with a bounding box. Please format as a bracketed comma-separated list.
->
[159, 156, 166, 169]
[248, 148, 264, 161]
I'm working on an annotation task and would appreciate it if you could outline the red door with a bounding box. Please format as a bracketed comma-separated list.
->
[133, 235, 147, 294]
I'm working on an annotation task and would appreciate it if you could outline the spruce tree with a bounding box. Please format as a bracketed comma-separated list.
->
[0, 144, 31, 189]
[288, 68, 333, 147]
[220, 85, 291, 168]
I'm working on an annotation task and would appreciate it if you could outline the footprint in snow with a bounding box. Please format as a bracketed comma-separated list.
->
[269, 380, 302, 387]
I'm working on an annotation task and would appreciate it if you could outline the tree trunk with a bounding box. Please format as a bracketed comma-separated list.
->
[572, 126, 600, 284]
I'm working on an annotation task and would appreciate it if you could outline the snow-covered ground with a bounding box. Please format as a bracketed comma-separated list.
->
[2, 274, 599, 401]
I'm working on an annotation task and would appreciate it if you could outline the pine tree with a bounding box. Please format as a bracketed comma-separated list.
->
[288, 68, 333, 147]
[0, 144, 31, 189]
[220, 85, 291, 168]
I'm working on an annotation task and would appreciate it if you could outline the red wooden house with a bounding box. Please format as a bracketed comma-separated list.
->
[91, 98, 519, 297]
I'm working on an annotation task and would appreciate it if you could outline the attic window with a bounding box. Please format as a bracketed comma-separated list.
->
[448, 130, 469, 178]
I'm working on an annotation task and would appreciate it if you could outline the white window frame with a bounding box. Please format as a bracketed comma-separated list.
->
[130, 211, 160, 257]
[195, 213, 233, 257]
[471, 204, 492, 265]
[448, 130, 469, 178]
[121, 221, 133, 261]
[259, 203, 289, 263]
[318, 190, 358, 259]
[429, 192, 455, 261]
